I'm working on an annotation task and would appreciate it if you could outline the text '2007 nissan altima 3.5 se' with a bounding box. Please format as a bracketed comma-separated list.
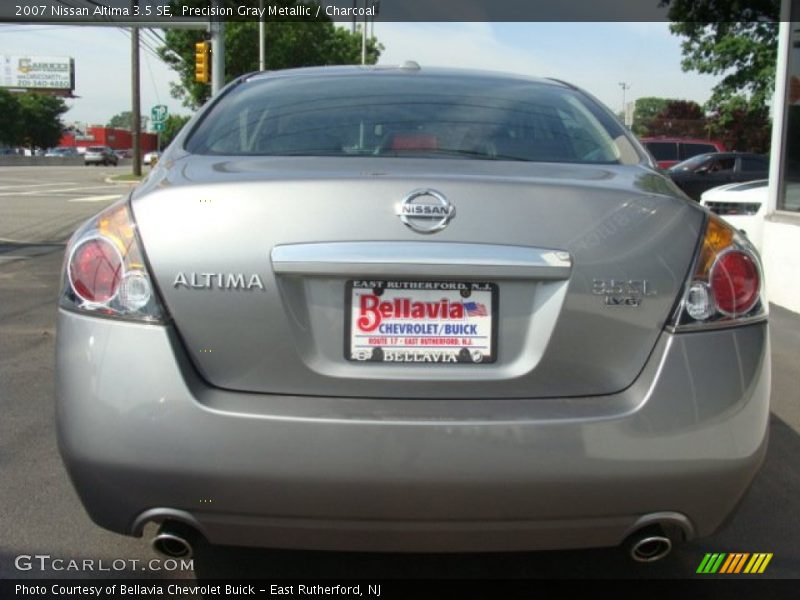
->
[56, 65, 769, 563]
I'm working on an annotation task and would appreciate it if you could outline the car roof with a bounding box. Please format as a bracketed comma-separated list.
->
[692, 152, 766, 159]
[244, 64, 569, 89]
[640, 137, 724, 144]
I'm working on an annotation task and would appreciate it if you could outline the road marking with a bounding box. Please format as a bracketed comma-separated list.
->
[68, 194, 121, 203]
[0, 185, 127, 197]
[0, 237, 66, 245]
[0, 181, 78, 190]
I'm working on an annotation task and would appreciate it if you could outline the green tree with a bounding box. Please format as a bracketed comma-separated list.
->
[17, 92, 68, 151]
[108, 111, 135, 129]
[0, 89, 22, 146]
[648, 100, 707, 138]
[632, 97, 671, 136]
[158, 0, 383, 109]
[707, 96, 771, 153]
[160, 114, 192, 149]
[661, 1, 780, 112]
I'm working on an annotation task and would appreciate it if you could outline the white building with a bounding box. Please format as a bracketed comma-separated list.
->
[763, 0, 800, 313]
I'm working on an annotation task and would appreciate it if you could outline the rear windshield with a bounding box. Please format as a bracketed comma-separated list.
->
[87, 146, 105, 152]
[185, 73, 639, 165]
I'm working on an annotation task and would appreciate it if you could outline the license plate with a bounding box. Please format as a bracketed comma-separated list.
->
[346, 280, 497, 364]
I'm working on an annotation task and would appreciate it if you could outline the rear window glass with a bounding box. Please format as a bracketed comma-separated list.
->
[185, 73, 638, 164]
[645, 142, 678, 161]
[87, 146, 105, 152]
[708, 157, 735, 172]
[680, 143, 717, 159]
[669, 154, 712, 171]
[741, 157, 768, 171]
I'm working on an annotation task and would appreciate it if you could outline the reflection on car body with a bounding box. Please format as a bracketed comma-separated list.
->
[667, 152, 769, 200]
[701, 179, 768, 251]
[56, 66, 769, 562]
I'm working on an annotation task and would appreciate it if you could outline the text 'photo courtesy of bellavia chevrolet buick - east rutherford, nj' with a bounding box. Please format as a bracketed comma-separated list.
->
[54, 64, 770, 566]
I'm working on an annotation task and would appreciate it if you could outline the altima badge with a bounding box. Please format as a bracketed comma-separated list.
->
[396, 189, 455, 234]
[174, 272, 265, 290]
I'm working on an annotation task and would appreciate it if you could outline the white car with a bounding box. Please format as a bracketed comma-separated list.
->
[700, 179, 767, 252]
[143, 151, 160, 166]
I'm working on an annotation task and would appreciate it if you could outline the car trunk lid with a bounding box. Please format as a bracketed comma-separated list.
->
[132, 156, 702, 399]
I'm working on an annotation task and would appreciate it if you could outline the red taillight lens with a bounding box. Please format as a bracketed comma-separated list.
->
[710, 250, 760, 317]
[68, 238, 123, 304]
[671, 213, 765, 331]
[60, 200, 165, 322]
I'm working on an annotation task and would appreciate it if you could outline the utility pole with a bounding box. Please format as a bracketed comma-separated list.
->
[619, 82, 631, 119]
[258, 0, 265, 71]
[131, 1, 141, 176]
[211, 0, 225, 94]
[360, 0, 367, 65]
[361, 22, 367, 65]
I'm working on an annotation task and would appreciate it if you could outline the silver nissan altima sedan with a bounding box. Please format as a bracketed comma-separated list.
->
[56, 65, 769, 562]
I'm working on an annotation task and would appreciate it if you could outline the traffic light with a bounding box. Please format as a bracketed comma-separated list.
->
[195, 41, 210, 84]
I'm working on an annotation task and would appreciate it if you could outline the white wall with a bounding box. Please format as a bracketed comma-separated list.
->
[762, 219, 800, 313]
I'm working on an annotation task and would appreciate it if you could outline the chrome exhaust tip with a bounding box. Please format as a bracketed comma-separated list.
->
[629, 533, 673, 563]
[151, 522, 195, 560]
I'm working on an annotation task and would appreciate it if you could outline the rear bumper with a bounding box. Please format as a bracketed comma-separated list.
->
[56, 310, 770, 552]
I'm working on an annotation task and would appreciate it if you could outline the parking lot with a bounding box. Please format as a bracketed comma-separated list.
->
[0, 165, 798, 580]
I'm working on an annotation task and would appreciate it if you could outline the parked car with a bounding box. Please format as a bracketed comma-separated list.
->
[45, 146, 79, 157]
[143, 151, 160, 166]
[667, 152, 769, 200]
[700, 179, 768, 251]
[114, 148, 133, 159]
[57, 66, 768, 563]
[640, 137, 726, 169]
[84, 145, 118, 166]
[22, 148, 46, 156]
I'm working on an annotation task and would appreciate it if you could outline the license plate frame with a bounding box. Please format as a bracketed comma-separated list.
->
[345, 280, 498, 364]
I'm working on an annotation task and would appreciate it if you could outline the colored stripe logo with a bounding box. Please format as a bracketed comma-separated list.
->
[697, 553, 773, 574]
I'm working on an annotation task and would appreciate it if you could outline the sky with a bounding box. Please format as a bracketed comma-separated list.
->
[0, 21, 722, 127]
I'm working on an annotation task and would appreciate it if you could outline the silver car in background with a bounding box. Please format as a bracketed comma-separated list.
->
[83, 145, 118, 166]
[56, 66, 769, 563]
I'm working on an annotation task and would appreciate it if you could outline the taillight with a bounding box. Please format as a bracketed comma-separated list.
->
[60, 200, 166, 322]
[669, 213, 765, 331]
[710, 250, 760, 316]
[68, 237, 123, 304]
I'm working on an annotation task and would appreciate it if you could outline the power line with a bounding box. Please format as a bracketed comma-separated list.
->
[143, 28, 192, 69]
[117, 28, 166, 113]
[140, 38, 162, 105]
[117, 27, 161, 63]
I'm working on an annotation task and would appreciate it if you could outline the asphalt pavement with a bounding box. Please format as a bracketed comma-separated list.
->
[0, 166, 798, 580]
